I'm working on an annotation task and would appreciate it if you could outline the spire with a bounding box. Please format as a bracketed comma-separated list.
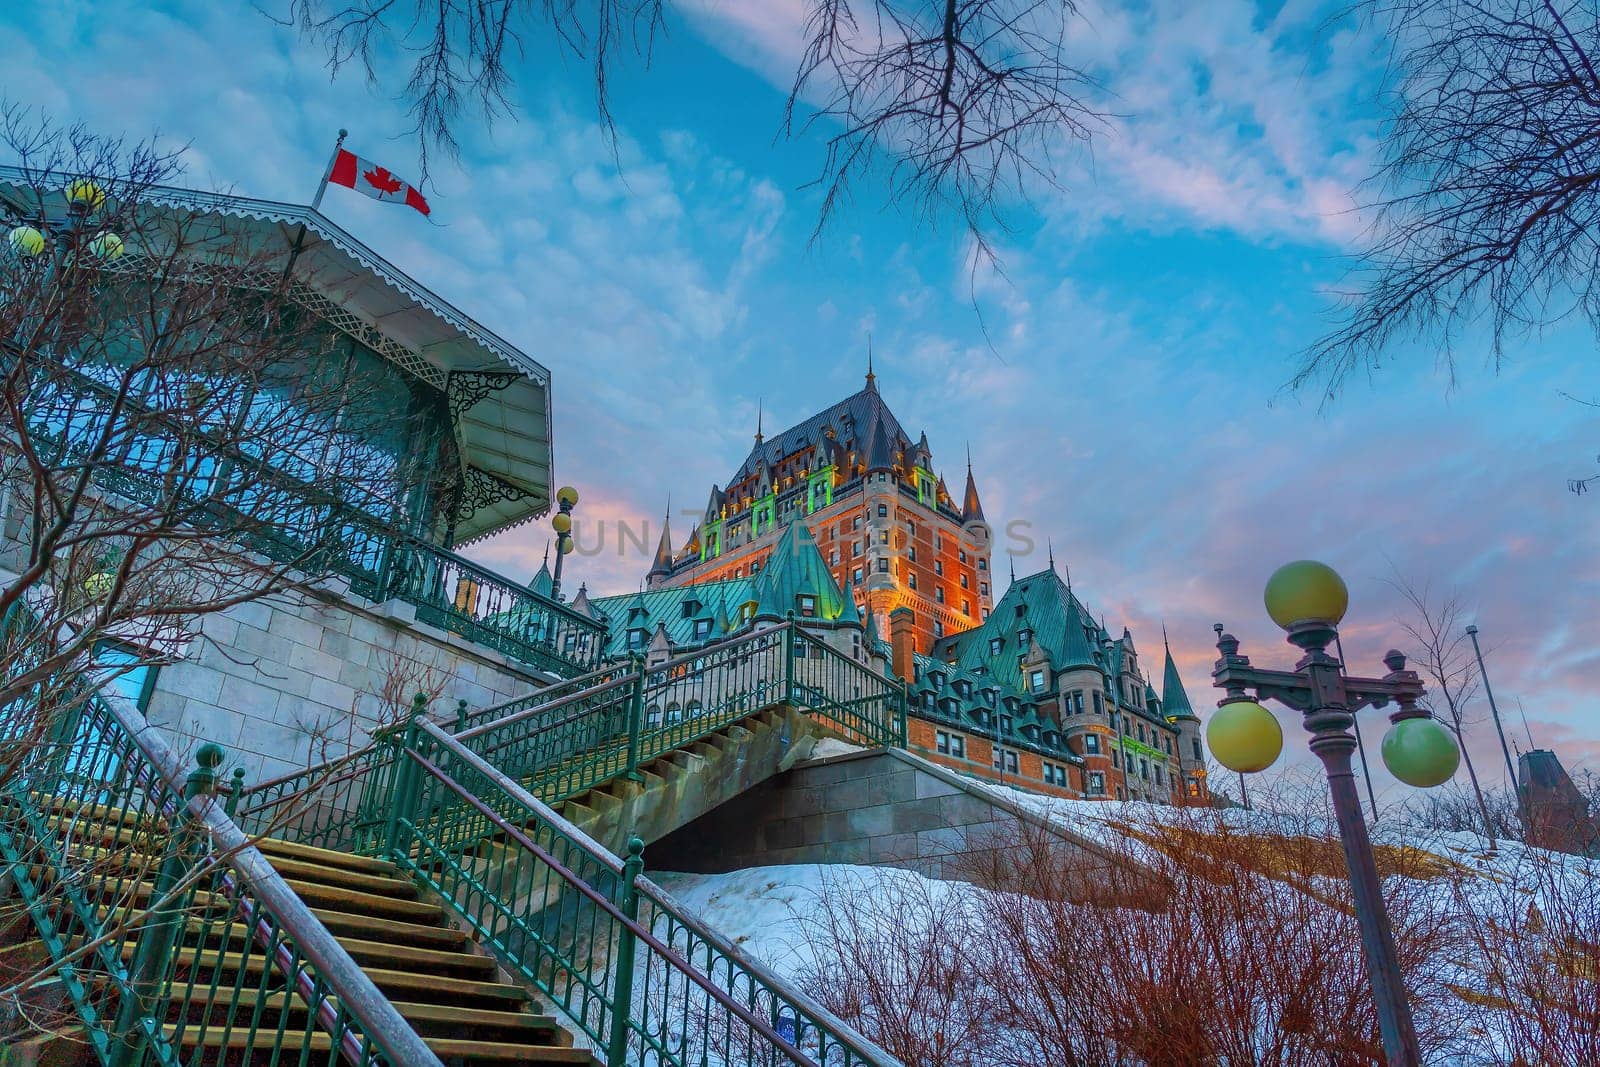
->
[865, 334, 876, 392]
[1048, 540, 1055, 573]
[1009, 554, 1016, 582]
[754, 399, 764, 444]
[1162, 638, 1198, 720]
[961, 448, 985, 523]
[649, 504, 674, 576]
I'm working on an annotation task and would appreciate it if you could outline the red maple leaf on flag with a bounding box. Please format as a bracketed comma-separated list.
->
[363, 166, 403, 195]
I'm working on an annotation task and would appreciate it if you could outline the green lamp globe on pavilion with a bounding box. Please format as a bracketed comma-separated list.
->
[88, 231, 125, 260]
[1206, 699, 1283, 773]
[551, 512, 572, 535]
[8, 225, 46, 257]
[1381, 716, 1461, 788]
[1263, 559, 1349, 629]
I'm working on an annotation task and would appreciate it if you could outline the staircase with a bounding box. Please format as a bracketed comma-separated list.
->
[4, 794, 597, 1065]
[556, 706, 830, 856]
[6, 619, 902, 1067]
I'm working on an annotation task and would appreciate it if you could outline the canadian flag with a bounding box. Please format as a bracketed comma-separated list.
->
[327, 149, 430, 216]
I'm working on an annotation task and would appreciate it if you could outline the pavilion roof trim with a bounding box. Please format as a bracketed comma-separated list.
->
[0, 169, 554, 545]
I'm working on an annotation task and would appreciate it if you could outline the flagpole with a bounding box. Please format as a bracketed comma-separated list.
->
[311, 129, 348, 213]
[284, 129, 347, 282]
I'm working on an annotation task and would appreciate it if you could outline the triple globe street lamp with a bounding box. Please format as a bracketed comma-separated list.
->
[1205, 560, 1461, 1067]
[8, 179, 127, 263]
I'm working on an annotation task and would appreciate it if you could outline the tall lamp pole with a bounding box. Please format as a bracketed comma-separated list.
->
[1206, 561, 1462, 1067]
[548, 486, 579, 602]
[1465, 625, 1519, 786]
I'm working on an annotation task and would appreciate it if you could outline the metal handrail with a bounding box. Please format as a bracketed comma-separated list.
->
[79, 691, 443, 1066]
[454, 671, 636, 741]
[413, 720, 900, 1067]
[404, 746, 820, 1066]
[459, 661, 633, 730]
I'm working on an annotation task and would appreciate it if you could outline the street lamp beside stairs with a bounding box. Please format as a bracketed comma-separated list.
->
[1207, 560, 1462, 1067]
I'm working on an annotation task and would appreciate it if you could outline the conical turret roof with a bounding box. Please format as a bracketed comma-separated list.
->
[649, 513, 674, 575]
[1162, 639, 1197, 720]
[753, 520, 859, 623]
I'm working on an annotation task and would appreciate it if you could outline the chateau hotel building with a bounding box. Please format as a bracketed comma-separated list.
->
[598, 365, 1209, 804]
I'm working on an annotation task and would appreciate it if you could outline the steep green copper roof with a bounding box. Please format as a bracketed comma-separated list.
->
[590, 578, 756, 657]
[1162, 642, 1198, 720]
[934, 568, 1105, 691]
[528, 560, 554, 599]
[753, 519, 859, 623]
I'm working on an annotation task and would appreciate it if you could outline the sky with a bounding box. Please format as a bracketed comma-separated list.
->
[3, 0, 1596, 799]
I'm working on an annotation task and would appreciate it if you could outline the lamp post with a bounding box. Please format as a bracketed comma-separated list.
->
[1207, 560, 1462, 1067]
[7, 178, 126, 266]
[547, 485, 579, 602]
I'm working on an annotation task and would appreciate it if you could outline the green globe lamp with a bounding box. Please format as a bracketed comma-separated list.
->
[8, 225, 46, 257]
[1381, 715, 1461, 788]
[88, 231, 125, 260]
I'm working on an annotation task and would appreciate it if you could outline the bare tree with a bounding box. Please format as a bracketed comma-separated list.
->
[1301, 1, 1600, 399]
[1389, 573, 1500, 844]
[279, 0, 1101, 249]
[0, 111, 433, 796]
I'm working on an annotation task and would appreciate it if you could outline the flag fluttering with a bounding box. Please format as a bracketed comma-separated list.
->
[326, 148, 430, 216]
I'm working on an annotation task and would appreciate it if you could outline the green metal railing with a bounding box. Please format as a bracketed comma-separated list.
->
[225, 618, 905, 1066]
[457, 660, 633, 731]
[387, 717, 897, 1067]
[19, 351, 607, 677]
[0, 672, 440, 1065]
[454, 620, 907, 806]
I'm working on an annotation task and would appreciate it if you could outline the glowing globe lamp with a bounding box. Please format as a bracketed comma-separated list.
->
[556, 485, 580, 507]
[1264, 560, 1349, 629]
[8, 225, 46, 257]
[1207, 700, 1283, 773]
[66, 179, 106, 212]
[1381, 717, 1460, 788]
[551, 512, 572, 535]
[88, 231, 124, 260]
[83, 570, 115, 599]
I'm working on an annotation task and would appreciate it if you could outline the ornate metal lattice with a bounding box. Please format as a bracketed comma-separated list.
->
[453, 465, 541, 525]
[447, 369, 522, 422]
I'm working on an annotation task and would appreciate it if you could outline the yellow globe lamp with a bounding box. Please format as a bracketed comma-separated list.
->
[551, 512, 572, 535]
[1206, 700, 1283, 773]
[66, 179, 106, 212]
[8, 225, 46, 257]
[83, 570, 115, 599]
[1381, 717, 1460, 788]
[556, 486, 579, 507]
[1263, 560, 1349, 629]
[88, 231, 124, 260]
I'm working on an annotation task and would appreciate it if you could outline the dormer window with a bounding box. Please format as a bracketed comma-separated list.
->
[626, 628, 648, 651]
[1018, 628, 1033, 651]
[989, 637, 1003, 655]
[932, 672, 945, 690]
[797, 594, 817, 618]
[693, 618, 713, 640]
[681, 598, 702, 618]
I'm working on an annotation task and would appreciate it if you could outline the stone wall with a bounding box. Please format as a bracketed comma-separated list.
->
[143, 581, 548, 783]
[646, 746, 1134, 892]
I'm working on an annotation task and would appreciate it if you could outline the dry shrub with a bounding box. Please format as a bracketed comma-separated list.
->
[1447, 843, 1600, 1064]
[797, 802, 1473, 1066]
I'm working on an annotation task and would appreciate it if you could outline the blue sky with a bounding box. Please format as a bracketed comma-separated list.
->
[5, 0, 1596, 795]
